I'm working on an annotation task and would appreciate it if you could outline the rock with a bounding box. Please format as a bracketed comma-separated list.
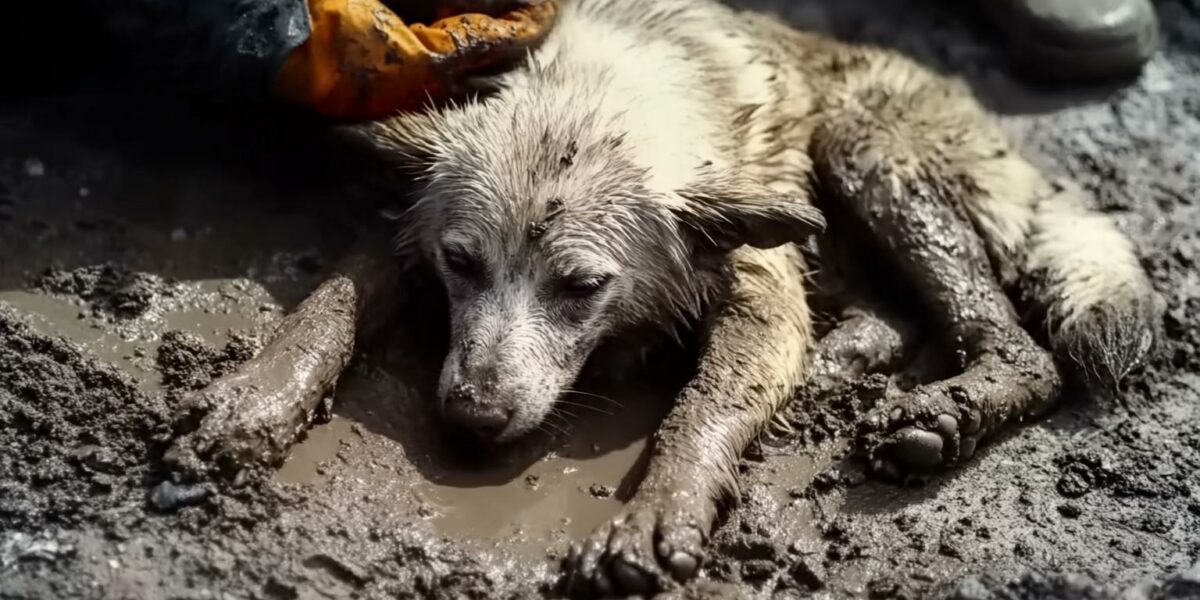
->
[149, 480, 213, 512]
[587, 483, 614, 498]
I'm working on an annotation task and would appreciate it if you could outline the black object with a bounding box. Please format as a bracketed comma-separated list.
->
[983, 0, 1159, 81]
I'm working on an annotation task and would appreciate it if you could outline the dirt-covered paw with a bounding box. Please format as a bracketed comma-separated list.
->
[858, 387, 983, 480]
[162, 368, 288, 479]
[564, 498, 709, 598]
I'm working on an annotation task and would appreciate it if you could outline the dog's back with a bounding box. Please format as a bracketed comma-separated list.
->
[539, 0, 1160, 389]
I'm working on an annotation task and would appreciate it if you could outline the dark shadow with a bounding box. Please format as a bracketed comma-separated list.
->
[0, 0, 416, 302]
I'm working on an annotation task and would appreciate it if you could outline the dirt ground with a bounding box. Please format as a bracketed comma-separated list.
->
[3, 1, 1200, 599]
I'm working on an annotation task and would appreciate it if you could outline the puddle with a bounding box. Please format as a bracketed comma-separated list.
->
[277, 325, 677, 558]
[0, 280, 277, 391]
[0, 257, 676, 561]
[0, 268, 774, 563]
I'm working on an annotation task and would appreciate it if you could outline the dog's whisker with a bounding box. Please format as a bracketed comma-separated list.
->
[554, 398, 614, 416]
[561, 389, 624, 409]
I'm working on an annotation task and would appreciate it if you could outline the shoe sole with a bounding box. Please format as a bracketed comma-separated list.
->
[984, 1, 1160, 82]
[1011, 17, 1159, 82]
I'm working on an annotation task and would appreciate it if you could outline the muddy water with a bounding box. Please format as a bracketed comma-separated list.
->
[277, 339, 675, 558]
[0, 280, 279, 391]
[0, 178, 677, 563]
[2, 264, 673, 561]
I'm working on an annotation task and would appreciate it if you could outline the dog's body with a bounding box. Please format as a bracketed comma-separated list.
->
[167, 0, 1162, 595]
[364, 0, 1160, 592]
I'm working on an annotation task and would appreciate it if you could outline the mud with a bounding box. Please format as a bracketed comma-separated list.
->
[3, 1, 1200, 598]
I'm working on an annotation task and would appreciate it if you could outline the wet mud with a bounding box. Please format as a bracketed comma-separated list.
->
[4, 1, 1200, 598]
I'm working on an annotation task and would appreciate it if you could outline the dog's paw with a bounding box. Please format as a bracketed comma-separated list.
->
[857, 385, 983, 480]
[563, 495, 711, 597]
[163, 365, 311, 480]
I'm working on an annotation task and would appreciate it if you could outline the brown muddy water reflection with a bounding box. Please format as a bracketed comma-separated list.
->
[276, 325, 676, 558]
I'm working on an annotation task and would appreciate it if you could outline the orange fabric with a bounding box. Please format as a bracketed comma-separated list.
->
[273, 0, 558, 120]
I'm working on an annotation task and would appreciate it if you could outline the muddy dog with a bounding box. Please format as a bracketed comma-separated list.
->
[163, 0, 1162, 595]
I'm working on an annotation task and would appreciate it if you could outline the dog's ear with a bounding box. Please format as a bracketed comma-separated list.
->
[335, 113, 442, 172]
[672, 171, 825, 251]
[333, 114, 443, 219]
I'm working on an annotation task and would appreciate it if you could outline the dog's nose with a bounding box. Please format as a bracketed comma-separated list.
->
[443, 384, 511, 438]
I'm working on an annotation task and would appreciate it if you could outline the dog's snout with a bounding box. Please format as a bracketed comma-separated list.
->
[443, 384, 512, 438]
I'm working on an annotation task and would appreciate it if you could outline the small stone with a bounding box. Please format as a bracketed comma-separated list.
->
[149, 480, 213, 511]
[1056, 471, 1092, 498]
[524, 474, 540, 490]
[587, 483, 615, 498]
[72, 445, 122, 474]
[170, 228, 188, 242]
[23, 158, 45, 177]
[79, 187, 90, 197]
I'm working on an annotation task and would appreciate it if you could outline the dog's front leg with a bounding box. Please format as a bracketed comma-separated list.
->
[567, 246, 812, 597]
[163, 241, 400, 480]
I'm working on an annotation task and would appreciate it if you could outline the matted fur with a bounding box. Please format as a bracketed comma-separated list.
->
[362, 0, 1158, 441]
[355, 0, 1161, 592]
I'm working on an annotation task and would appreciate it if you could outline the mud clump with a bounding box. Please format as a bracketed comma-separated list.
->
[156, 329, 261, 394]
[32, 263, 175, 321]
[587, 483, 615, 499]
[0, 305, 544, 599]
[949, 560, 1200, 600]
[0, 304, 170, 532]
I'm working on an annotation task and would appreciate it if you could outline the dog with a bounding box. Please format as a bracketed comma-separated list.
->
[165, 0, 1162, 595]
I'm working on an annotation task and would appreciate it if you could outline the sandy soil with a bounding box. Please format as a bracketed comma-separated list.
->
[2, 1, 1200, 598]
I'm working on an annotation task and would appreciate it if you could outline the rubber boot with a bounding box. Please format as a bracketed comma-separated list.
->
[983, 0, 1158, 82]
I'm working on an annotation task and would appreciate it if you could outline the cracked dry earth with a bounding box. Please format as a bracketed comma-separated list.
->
[3, 1, 1200, 599]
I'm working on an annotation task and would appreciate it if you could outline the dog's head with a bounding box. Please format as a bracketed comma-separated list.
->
[357, 69, 823, 443]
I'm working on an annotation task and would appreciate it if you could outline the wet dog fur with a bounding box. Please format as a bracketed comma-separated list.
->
[166, 0, 1163, 596]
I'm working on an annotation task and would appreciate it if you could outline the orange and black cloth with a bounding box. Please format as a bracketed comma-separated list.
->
[274, 0, 558, 118]
[94, 0, 557, 120]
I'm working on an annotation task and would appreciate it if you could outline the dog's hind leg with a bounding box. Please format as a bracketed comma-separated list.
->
[809, 87, 1064, 478]
[163, 239, 401, 480]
